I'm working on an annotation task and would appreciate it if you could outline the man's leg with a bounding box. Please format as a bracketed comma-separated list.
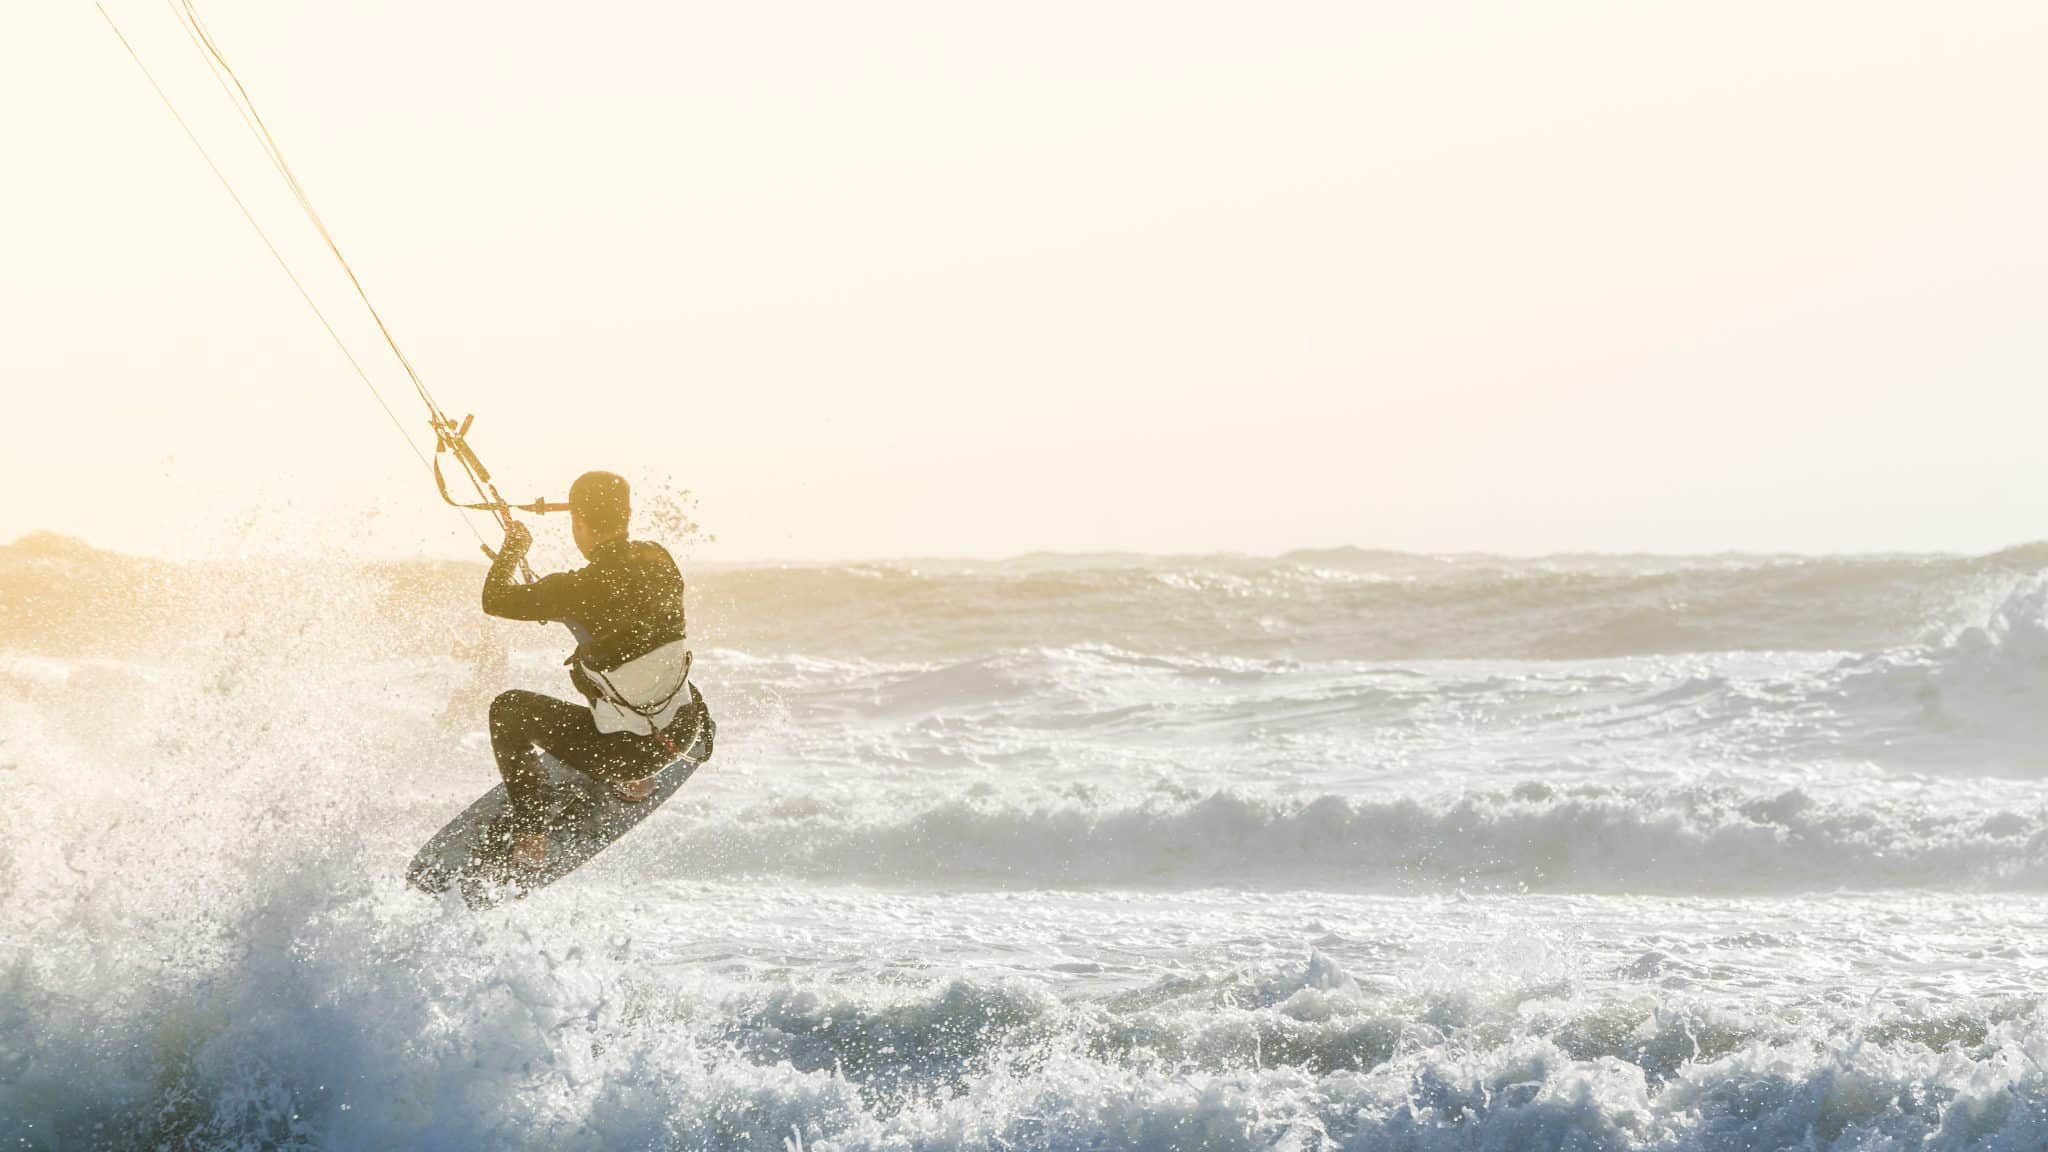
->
[488, 689, 608, 839]
[586, 693, 710, 797]
[580, 736, 676, 803]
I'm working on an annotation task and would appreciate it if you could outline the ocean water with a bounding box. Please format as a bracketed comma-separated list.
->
[9, 533, 2048, 1149]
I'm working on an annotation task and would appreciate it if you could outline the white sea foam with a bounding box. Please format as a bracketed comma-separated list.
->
[10, 540, 2048, 1148]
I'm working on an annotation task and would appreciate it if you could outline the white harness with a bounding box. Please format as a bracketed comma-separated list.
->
[579, 639, 694, 736]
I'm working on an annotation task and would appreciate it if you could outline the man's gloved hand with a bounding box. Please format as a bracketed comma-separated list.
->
[500, 521, 533, 559]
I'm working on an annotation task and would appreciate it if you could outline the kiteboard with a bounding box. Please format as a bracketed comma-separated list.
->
[407, 686, 714, 908]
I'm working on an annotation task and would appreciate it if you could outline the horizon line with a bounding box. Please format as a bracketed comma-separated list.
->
[8, 528, 2046, 570]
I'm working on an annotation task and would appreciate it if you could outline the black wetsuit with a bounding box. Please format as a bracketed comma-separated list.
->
[482, 536, 697, 836]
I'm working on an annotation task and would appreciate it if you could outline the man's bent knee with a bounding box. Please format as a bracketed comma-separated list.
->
[489, 689, 534, 735]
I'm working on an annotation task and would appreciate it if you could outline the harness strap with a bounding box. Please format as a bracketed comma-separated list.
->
[587, 649, 694, 729]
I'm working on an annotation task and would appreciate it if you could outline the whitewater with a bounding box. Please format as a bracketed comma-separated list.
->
[10, 533, 2048, 1149]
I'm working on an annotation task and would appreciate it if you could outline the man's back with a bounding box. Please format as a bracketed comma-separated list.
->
[482, 537, 686, 650]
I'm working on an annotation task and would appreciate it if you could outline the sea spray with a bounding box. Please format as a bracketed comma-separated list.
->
[11, 541, 2048, 1147]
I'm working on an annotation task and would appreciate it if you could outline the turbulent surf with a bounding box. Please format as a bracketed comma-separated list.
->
[9, 534, 2048, 1148]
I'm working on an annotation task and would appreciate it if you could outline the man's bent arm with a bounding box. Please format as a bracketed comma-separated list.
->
[482, 538, 574, 622]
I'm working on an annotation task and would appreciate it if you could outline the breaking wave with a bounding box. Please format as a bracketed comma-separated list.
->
[657, 781, 2048, 893]
[14, 535, 2048, 1147]
[10, 915, 2048, 1151]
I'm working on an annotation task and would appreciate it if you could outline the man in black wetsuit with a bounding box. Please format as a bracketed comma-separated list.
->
[482, 470, 709, 871]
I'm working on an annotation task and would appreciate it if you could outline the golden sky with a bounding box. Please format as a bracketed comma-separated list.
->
[6, 1, 2048, 561]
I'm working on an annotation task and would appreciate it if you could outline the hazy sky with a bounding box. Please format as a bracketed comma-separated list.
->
[5, 1, 2047, 561]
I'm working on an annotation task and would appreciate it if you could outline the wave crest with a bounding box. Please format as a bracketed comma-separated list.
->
[644, 782, 2048, 893]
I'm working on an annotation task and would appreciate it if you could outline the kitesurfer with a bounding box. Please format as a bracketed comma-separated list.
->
[481, 470, 709, 871]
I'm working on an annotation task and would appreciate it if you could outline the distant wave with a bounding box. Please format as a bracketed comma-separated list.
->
[12, 532, 2048, 660]
[678, 544, 2048, 661]
[1822, 575, 2048, 774]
